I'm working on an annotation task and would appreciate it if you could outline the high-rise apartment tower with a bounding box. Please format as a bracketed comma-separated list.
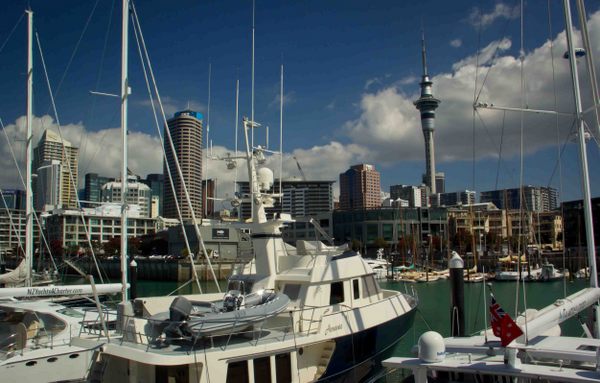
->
[162, 110, 203, 221]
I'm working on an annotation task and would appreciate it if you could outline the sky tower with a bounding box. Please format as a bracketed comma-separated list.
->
[414, 32, 441, 195]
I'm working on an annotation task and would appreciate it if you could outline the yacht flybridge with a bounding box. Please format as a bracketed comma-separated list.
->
[78, 117, 418, 382]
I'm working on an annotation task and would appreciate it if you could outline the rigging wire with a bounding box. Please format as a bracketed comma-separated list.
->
[34, 31, 106, 283]
[46, 0, 101, 105]
[129, 4, 200, 294]
[495, 111, 506, 189]
[131, 0, 221, 292]
[546, 0, 568, 298]
[0, 117, 58, 273]
[0, 12, 24, 56]
[80, 0, 118, 176]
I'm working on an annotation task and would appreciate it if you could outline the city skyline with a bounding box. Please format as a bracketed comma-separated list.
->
[0, 1, 599, 203]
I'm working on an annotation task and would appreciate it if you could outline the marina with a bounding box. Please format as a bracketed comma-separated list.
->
[0, 0, 599, 382]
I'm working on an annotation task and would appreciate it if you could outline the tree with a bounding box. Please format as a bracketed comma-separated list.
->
[49, 239, 64, 258]
[103, 236, 121, 257]
[373, 237, 388, 250]
[350, 239, 362, 252]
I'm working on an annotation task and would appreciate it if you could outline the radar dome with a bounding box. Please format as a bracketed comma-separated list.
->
[418, 331, 445, 363]
[257, 167, 274, 191]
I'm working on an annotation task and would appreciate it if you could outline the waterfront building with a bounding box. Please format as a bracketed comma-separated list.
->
[332, 207, 448, 257]
[33, 129, 79, 209]
[480, 186, 558, 212]
[35, 160, 62, 211]
[438, 190, 476, 207]
[44, 205, 156, 250]
[1, 189, 26, 210]
[562, 197, 600, 249]
[163, 110, 203, 221]
[339, 164, 381, 210]
[141, 173, 164, 216]
[414, 34, 441, 195]
[390, 184, 425, 208]
[101, 176, 152, 217]
[533, 212, 563, 250]
[0, 208, 40, 257]
[83, 173, 115, 207]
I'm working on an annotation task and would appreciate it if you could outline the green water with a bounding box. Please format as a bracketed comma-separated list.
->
[89, 277, 590, 357]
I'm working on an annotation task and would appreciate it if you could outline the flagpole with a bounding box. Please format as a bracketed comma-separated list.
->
[482, 266, 488, 343]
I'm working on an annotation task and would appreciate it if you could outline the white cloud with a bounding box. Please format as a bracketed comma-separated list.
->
[0, 115, 163, 190]
[452, 37, 512, 71]
[269, 91, 296, 109]
[450, 39, 462, 48]
[468, 3, 520, 28]
[340, 10, 600, 167]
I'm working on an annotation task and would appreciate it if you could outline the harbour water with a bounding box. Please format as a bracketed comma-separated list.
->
[125, 276, 590, 357]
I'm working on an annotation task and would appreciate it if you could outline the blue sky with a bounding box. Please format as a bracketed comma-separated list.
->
[1, 0, 599, 203]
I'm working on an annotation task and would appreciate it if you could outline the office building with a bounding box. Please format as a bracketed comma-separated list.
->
[101, 176, 152, 217]
[562, 197, 600, 249]
[237, 180, 334, 220]
[480, 186, 558, 212]
[142, 174, 164, 216]
[84, 173, 115, 208]
[1, 189, 25, 210]
[35, 160, 62, 211]
[33, 129, 79, 209]
[390, 184, 427, 208]
[163, 110, 203, 221]
[439, 190, 476, 207]
[339, 164, 381, 210]
[332, 207, 448, 257]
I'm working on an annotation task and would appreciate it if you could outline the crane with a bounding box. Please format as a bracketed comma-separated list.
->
[293, 156, 306, 181]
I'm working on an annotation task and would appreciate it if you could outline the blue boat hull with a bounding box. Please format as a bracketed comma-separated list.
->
[317, 306, 417, 382]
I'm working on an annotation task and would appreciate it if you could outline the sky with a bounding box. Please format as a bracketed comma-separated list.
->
[1, 0, 600, 205]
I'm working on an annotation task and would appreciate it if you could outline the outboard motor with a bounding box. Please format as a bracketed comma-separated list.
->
[164, 296, 193, 341]
[223, 290, 244, 312]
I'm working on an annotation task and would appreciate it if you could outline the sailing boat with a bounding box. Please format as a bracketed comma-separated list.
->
[383, 1, 600, 381]
[0, 7, 125, 382]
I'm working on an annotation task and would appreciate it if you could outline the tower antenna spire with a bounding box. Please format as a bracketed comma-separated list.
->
[421, 24, 428, 77]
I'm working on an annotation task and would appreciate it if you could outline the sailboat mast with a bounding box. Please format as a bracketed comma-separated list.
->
[120, 0, 130, 302]
[25, 9, 33, 287]
[563, 0, 597, 288]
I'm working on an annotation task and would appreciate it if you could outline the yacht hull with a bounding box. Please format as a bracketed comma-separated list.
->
[318, 306, 416, 382]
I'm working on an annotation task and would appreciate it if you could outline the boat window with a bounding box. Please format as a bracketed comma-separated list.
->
[329, 281, 344, 305]
[353, 279, 360, 300]
[156, 364, 189, 383]
[283, 284, 301, 300]
[253, 357, 271, 382]
[362, 275, 379, 298]
[226, 361, 249, 383]
[275, 353, 292, 382]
